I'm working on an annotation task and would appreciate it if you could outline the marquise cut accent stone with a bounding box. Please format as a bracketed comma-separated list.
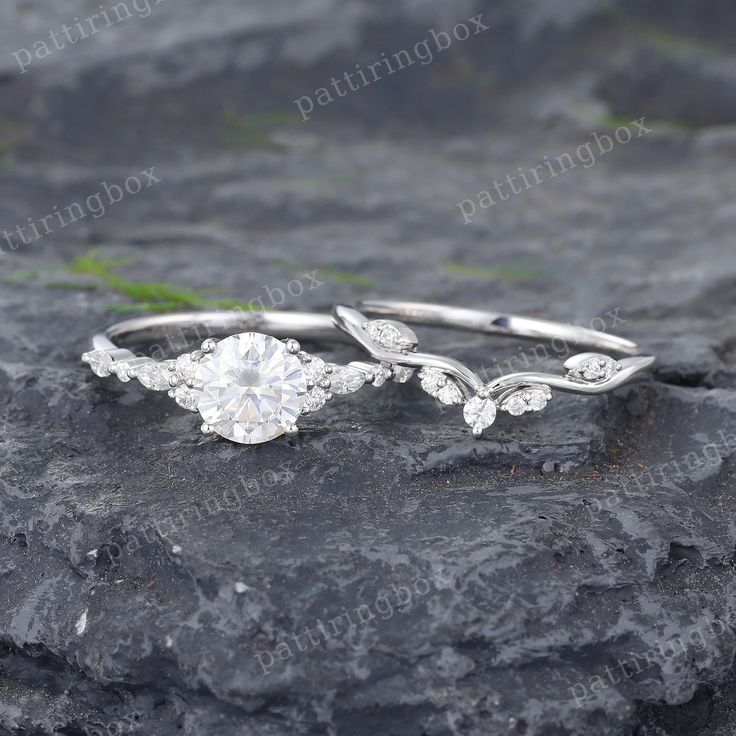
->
[419, 368, 464, 405]
[437, 382, 464, 406]
[136, 361, 175, 391]
[579, 356, 619, 381]
[82, 350, 113, 377]
[500, 385, 552, 416]
[329, 365, 365, 395]
[364, 320, 414, 352]
[566, 353, 621, 382]
[196, 332, 307, 445]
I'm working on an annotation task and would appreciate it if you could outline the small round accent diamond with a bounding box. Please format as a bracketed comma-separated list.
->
[463, 396, 498, 434]
[175, 353, 198, 383]
[301, 355, 326, 385]
[370, 364, 392, 387]
[303, 387, 329, 412]
[110, 361, 133, 382]
[173, 386, 201, 412]
[196, 332, 307, 445]
[391, 365, 415, 384]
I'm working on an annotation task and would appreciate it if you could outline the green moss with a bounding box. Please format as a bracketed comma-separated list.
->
[47, 280, 100, 291]
[602, 114, 639, 129]
[294, 171, 364, 188]
[606, 9, 723, 55]
[105, 301, 197, 314]
[274, 259, 377, 288]
[319, 268, 377, 287]
[445, 263, 546, 282]
[446, 55, 496, 89]
[221, 111, 302, 148]
[0, 120, 25, 167]
[660, 120, 697, 133]
[68, 249, 137, 277]
[602, 115, 695, 134]
[10, 248, 380, 313]
[9, 249, 265, 313]
[120, 282, 202, 304]
[5, 269, 41, 283]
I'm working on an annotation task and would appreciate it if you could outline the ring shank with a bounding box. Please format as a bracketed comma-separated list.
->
[359, 300, 640, 356]
[92, 311, 349, 352]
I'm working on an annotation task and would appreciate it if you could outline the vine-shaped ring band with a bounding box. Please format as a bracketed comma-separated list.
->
[333, 301, 656, 437]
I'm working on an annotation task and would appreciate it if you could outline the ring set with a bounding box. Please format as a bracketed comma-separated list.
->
[82, 303, 655, 445]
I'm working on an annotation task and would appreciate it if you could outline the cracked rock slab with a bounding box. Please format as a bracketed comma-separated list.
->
[0, 0, 736, 735]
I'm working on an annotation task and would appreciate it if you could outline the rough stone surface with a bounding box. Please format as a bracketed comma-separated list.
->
[0, 1, 735, 735]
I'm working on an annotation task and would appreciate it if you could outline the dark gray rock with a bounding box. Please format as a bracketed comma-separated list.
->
[0, 1, 735, 735]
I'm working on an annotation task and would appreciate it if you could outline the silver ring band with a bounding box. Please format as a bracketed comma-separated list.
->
[333, 301, 656, 437]
[91, 311, 354, 352]
[82, 310, 407, 446]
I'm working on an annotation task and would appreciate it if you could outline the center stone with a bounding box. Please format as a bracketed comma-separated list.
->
[196, 333, 307, 445]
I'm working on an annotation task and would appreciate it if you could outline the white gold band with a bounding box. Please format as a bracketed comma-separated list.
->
[82, 311, 411, 446]
[82, 304, 656, 444]
[333, 302, 656, 437]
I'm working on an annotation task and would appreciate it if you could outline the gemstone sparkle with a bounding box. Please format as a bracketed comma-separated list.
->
[463, 396, 498, 434]
[82, 350, 114, 377]
[196, 333, 307, 445]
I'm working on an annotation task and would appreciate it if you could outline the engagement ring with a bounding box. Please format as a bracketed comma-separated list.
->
[82, 311, 412, 445]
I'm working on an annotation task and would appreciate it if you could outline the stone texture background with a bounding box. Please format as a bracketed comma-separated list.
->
[0, 0, 735, 734]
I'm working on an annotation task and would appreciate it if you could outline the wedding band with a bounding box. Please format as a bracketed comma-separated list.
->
[81, 311, 412, 445]
[333, 301, 656, 437]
